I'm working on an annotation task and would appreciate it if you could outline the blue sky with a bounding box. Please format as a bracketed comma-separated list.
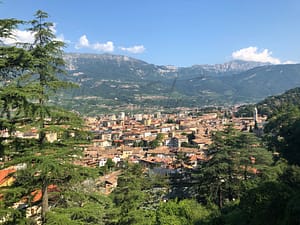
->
[1, 0, 299, 66]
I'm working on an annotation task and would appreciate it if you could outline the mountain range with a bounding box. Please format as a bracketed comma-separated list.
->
[58, 53, 300, 115]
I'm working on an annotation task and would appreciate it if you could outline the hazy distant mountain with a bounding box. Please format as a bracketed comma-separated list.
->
[178, 60, 270, 78]
[177, 63, 300, 102]
[64, 53, 269, 80]
[60, 53, 300, 115]
[64, 53, 176, 81]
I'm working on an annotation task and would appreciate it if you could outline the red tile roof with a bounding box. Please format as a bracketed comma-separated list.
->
[0, 169, 16, 186]
[30, 184, 59, 203]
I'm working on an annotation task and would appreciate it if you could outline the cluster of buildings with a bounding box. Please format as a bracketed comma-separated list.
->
[77, 109, 266, 173]
[0, 108, 266, 223]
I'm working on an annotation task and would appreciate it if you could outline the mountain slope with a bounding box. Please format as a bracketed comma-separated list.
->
[235, 87, 300, 117]
[59, 53, 300, 115]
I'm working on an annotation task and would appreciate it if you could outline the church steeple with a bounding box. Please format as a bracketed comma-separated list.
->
[254, 107, 258, 123]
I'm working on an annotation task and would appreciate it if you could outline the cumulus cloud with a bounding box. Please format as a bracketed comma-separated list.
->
[0, 29, 35, 45]
[119, 45, 145, 54]
[232, 46, 281, 64]
[76, 35, 89, 48]
[283, 60, 298, 64]
[0, 23, 69, 45]
[94, 41, 114, 52]
[55, 34, 70, 43]
[75, 34, 114, 52]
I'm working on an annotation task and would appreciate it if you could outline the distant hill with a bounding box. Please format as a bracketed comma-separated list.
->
[58, 53, 300, 115]
[257, 87, 300, 116]
[235, 87, 300, 117]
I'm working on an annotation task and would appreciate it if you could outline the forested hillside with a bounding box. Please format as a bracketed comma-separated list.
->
[235, 87, 300, 117]
[59, 53, 300, 115]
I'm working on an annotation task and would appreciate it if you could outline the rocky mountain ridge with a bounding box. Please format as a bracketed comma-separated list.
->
[59, 53, 300, 115]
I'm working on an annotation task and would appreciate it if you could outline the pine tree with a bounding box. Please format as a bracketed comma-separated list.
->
[192, 127, 274, 208]
[0, 18, 33, 156]
[16, 10, 86, 223]
[0, 11, 93, 224]
[26, 10, 75, 146]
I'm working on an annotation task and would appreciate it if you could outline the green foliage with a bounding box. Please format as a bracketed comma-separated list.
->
[111, 164, 147, 212]
[110, 163, 168, 225]
[45, 213, 78, 225]
[194, 127, 274, 208]
[156, 199, 218, 225]
[0, 19, 23, 39]
[46, 191, 113, 225]
[0, 10, 97, 224]
[279, 165, 300, 189]
[187, 133, 195, 144]
[56, 54, 300, 115]
[264, 106, 300, 165]
[99, 158, 116, 175]
[258, 87, 300, 116]
[282, 193, 300, 225]
[149, 133, 164, 148]
[0, 18, 32, 81]
[239, 181, 291, 225]
[218, 165, 300, 225]
[234, 104, 255, 117]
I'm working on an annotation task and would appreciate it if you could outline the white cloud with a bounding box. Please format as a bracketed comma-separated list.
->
[119, 45, 145, 54]
[94, 41, 114, 52]
[283, 60, 298, 64]
[76, 35, 89, 48]
[75, 34, 114, 52]
[0, 29, 35, 45]
[232, 46, 281, 64]
[0, 24, 68, 45]
[13, 30, 35, 43]
[55, 34, 70, 43]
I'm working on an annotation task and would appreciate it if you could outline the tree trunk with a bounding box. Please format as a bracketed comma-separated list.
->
[218, 185, 223, 208]
[41, 183, 48, 223]
[244, 164, 248, 180]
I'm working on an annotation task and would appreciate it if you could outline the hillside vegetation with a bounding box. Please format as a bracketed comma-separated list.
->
[58, 53, 300, 115]
[235, 87, 300, 117]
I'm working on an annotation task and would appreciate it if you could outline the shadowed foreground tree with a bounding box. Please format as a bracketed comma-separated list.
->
[219, 165, 300, 225]
[0, 10, 97, 225]
[0, 18, 33, 157]
[110, 163, 169, 225]
[155, 199, 218, 225]
[193, 126, 274, 208]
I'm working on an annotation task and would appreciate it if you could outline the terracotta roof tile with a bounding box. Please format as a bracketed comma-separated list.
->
[0, 169, 16, 186]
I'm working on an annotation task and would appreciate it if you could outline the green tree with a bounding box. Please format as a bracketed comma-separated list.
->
[218, 156, 300, 225]
[45, 190, 113, 225]
[187, 133, 195, 144]
[0, 11, 93, 224]
[16, 11, 77, 222]
[193, 127, 274, 208]
[111, 163, 167, 225]
[26, 10, 75, 145]
[155, 199, 217, 225]
[0, 18, 33, 157]
[0, 18, 32, 80]
[149, 133, 164, 149]
[99, 158, 116, 175]
[264, 106, 300, 165]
